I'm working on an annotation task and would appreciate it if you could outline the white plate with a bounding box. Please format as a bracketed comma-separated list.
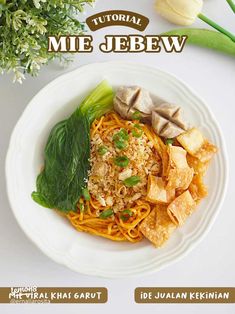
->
[6, 62, 228, 278]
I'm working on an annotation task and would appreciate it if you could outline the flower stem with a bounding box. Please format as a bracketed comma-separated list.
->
[226, 0, 235, 14]
[198, 13, 235, 42]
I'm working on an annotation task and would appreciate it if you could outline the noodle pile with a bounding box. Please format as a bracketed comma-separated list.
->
[65, 112, 165, 242]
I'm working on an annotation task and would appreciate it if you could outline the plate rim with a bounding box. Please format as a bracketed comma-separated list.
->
[5, 61, 229, 278]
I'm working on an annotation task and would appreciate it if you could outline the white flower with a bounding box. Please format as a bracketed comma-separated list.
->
[13, 70, 25, 84]
[155, 0, 203, 26]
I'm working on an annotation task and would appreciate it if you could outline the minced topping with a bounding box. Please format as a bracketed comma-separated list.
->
[87, 120, 161, 213]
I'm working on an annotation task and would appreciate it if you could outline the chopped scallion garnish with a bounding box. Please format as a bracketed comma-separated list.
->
[98, 145, 108, 155]
[123, 176, 141, 187]
[79, 203, 85, 212]
[82, 188, 90, 201]
[114, 156, 130, 167]
[132, 111, 141, 120]
[113, 129, 129, 141]
[120, 209, 133, 221]
[165, 138, 174, 145]
[114, 139, 128, 150]
[99, 209, 114, 219]
[131, 124, 143, 138]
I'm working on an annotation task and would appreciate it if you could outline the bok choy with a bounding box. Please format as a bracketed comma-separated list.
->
[32, 81, 114, 212]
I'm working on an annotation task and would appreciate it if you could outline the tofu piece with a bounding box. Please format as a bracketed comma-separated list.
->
[177, 128, 204, 155]
[167, 167, 194, 190]
[168, 145, 189, 169]
[187, 154, 209, 176]
[162, 147, 170, 177]
[194, 141, 217, 163]
[189, 174, 208, 203]
[140, 205, 176, 247]
[146, 175, 174, 204]
[167, 190, 195, 226]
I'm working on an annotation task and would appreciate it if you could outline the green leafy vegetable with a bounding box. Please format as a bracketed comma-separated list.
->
[99, 209, 114, 219]
[114, 156, 130, 168]
[123, 176, 141, 187]
[32, 81, 113, 212]
[0, 0, 94, 83]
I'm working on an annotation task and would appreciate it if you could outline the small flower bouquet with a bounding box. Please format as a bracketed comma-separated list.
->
[0, 0, 94, 83]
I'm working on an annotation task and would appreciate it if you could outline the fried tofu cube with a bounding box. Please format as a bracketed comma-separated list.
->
[167, 190, 195, 226]
[140, 205, 176, 247]
[177, 128, 204, 155]
[162, 147, 170, 177]
[167, 167, 194, 191]
[194, 141, 217, 163]
[168, 145, 189, 168]
[187, 154, 209, 175]
[189, 174, 208, 203]
[146, 175, 174, 204]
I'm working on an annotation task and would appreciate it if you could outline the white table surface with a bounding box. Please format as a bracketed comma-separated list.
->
[0, 0, 235, 313]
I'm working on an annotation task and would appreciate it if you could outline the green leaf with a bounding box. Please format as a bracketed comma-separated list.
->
[32, 81, 113, 212]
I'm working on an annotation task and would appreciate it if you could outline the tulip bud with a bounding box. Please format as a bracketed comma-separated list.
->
[155, 0, 203, 26]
